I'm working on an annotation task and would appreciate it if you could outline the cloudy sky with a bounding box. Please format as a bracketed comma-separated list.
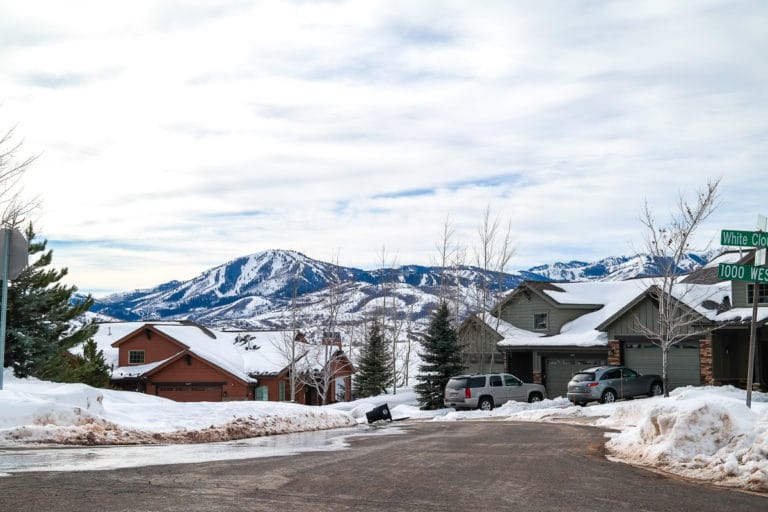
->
[1, 0, 766, 296]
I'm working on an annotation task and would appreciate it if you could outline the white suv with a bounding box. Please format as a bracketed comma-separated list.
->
[444, 373, 546, 411]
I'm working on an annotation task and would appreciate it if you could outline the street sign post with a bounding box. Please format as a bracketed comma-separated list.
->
[720, 216, 767, 409]
[0, 227, 29, 390]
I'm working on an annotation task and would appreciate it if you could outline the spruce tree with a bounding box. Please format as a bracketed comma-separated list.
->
[354, 320, 393, 398]
[5, 223, 99, 380]
[415, 301, 464, 409]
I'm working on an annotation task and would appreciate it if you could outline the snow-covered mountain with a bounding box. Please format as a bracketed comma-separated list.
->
[526, 252, 714, 282]
[91, 249, 715, 330]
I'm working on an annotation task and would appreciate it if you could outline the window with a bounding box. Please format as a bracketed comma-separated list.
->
[533, 313, 548, 331]
[504, 374, 521, 386]
[128, 350, 144, 364]
[255, 385, 269, 401]
[490, 375, 502, 387]
[621, 368, 638, 379]
[279, 381, 286, 401]
[601, 369, 621, 380]
[747, 283, 768, 304]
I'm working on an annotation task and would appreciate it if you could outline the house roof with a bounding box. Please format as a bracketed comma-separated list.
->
[93, 322, 351, 382]
[492, 279, 657, 348]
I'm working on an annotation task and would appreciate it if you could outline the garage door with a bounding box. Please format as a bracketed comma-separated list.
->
[156, 384, 223, 402]
[623, 342, 700, 391]
[544, 356, 606, 399]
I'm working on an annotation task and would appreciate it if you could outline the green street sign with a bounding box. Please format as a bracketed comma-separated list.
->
[718, 263, 768, 283]
[721, 229, 768, 248]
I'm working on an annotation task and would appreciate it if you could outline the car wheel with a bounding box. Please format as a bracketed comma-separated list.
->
[650, 382, 663, 396]
[600, 389, 617, 404]
[528, 392, 543, 403]
[478, 397, 493, 411]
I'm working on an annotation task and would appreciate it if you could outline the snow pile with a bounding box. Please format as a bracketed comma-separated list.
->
[2, 370, 767, 492]
[602, 386, 768, 491]
[0, 370, 356, 445]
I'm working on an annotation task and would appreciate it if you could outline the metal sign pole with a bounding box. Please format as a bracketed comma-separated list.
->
[0, 228, 11, 390]
[746, 215, 767, 408]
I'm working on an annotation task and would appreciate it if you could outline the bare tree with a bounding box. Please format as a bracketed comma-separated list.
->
[639, 178, 721, 397]
[0, 124, 39, 226]
[433, 213, 467, 323]
[470, 203, 516, 373]
[376, 245, 405, 393]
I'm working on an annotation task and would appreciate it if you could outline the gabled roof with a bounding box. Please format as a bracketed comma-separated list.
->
[487, 279, 657, 348]
[494, 280, 604, 313]
[94, 322, 354, 383]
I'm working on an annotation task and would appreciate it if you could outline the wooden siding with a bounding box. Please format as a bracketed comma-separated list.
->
[732, 280, 768, 308]
[147, 355, 252, 401]
[116, 329, 184, 366]
[607, 299, 659, 339]
[498, 293, 593, 334]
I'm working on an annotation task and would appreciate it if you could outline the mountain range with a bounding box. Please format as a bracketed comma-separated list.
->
[90, 249, 715, 332]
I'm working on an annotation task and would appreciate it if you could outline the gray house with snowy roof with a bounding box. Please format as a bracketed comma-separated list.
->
[460, 251, 768, 398]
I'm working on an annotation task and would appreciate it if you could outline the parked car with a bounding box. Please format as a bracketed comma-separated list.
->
[444, 373, 546, 411]
[566, 366, 663, 406]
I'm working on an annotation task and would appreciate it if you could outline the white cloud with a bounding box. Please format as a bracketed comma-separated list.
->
[0, 0, 765, 294]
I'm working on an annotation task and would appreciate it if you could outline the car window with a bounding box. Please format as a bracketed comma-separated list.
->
[601, 369, 621, 380]
[622, 368, 638, 379]
[446, 378, 468, 390]
[571, 372, 595, 382]
[490, 375, 503, 387]
[468, 376, 486, 388]
[504, 375, 522, 386]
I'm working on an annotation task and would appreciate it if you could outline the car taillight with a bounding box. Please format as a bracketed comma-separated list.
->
[587, 382, 599, 387]
[465, 388, 472, 399]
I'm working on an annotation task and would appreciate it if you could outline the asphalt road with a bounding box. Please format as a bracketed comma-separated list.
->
[0, 420, 765, 512]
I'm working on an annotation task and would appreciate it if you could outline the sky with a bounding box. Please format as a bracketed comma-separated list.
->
[0, 1, 766, 296]
[0, 370, 766, 491]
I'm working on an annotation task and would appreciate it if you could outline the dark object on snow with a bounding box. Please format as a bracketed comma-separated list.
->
[366, 403, 392, 424]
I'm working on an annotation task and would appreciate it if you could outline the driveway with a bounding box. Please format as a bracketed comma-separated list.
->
[0, 421, 764, 511]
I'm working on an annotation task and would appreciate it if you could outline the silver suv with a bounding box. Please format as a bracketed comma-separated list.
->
[444, 373, 546, 411]
[566, 366, 663, 406]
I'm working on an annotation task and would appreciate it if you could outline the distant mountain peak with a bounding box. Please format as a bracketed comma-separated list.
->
[91, 249, 716, 330]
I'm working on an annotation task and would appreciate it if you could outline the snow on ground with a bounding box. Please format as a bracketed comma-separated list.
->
[1, 369, 766, 492]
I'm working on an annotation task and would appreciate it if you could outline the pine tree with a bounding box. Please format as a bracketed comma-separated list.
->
[354, 320, 393, 398]
[5, 223, 98, 380]
[415, 301, 464, 409]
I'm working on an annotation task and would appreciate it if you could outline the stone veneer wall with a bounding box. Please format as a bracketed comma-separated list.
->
[608, 340, 621, 366]
[699, 339, 713, 385]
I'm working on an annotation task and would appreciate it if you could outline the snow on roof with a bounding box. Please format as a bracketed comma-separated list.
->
[216, 330, 296, 376]
[153, 324, 253, 383]
[497, 280, 655, 348]
[89, 322, 317, 382]
[670, 280, 768, 324]
[112, 354, 179, 379]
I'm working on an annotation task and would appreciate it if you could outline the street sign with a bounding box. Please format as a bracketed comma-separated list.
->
[717, 262, 768, 283]
[720, 229, 768, 248]
[0, 228, 28, 280]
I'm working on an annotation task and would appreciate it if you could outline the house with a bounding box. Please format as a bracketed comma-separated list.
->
[94, 321, 355, 403]
[459, 279, 657, 397]
[460, 250, 768, 398]
[596, 250, 768, 390]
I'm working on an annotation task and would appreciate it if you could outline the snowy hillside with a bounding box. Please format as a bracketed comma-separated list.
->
[91, 249, 715, 330]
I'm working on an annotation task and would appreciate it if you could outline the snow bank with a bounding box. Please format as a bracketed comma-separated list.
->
[2, 370, 767, 492]
[604, 386, 768, 491]
[0, 370, 356, 445]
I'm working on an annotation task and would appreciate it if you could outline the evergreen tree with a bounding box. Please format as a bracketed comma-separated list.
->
[5, 223, 99, 380]
[415, 301, 464, 409]
[353, 320, 393, 398]
[71, 338, 112, 387]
